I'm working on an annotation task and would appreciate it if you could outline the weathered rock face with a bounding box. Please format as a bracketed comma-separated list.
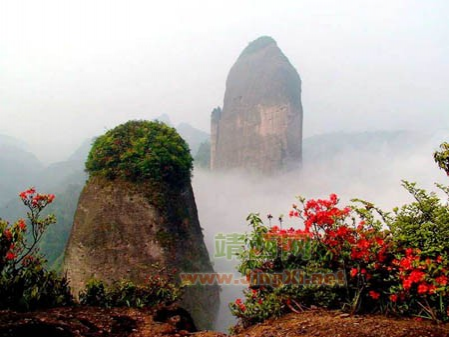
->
[63, 176, 219, 330]
[211, 36, 303, 174]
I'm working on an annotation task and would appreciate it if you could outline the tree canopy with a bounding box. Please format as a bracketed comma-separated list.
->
[434, 142, 449, 175]
[85, 120, 193, 187]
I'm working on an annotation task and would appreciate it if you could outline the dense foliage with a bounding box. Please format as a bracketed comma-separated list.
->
[390, 181, 449, 258]
[0, 188, 73, 311]
[79, 267, 182, 308]
[434, 142, 449, 175]
[232, 175, 449, 327]
[194, 141, 211, 169]
[85, 120, 193, 187]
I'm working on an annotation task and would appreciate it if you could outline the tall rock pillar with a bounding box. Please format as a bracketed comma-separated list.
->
[63, 121, 219, 330]
[211, 36, 303, 174]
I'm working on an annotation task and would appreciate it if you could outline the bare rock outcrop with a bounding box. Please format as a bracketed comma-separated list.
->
[63, 121, 219, 330]
[211, 36, 303, 174]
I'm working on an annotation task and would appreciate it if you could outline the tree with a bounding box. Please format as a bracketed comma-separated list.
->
[194, 141, 211, 169]
[434, 142, 449, 175]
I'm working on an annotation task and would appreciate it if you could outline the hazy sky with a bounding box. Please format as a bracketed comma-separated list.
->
[1, 0, 448, 163]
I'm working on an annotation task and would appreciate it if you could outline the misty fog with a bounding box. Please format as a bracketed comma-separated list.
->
[1, 0, 449, 333]
[1, 0, 449, 163]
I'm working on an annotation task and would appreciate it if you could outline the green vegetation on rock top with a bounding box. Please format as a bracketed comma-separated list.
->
[85, 120, 193, 187]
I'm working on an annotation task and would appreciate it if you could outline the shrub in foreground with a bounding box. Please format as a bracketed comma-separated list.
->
[79, 267, 182, 308]
[0, 188, 73, 311]
[231, 181, 449, 327]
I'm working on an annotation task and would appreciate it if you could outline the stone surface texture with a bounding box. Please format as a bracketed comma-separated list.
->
[211, 36, 303, 174]
[63, 176, 219, 329]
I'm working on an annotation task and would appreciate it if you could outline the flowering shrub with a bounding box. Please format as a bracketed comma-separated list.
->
[387, 181, 449, 321]
[0, 188, 73, 310]
[79, 266, 182, 308]
[232, 181, 449, 326]
[389, 248, 448, 320]
[230, 289, 284, 327]
[230, 283, 344, 328]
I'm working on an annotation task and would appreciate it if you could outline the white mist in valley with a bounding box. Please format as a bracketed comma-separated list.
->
[193, 130, 448, 331]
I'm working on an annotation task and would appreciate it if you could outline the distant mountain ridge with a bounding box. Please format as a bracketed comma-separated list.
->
[303, 130, 427, 162]
[154, 115, 209, 155]
[0, 134, 30, 151]
[176, 122, 209, 155]
[0, 135, 43, 205]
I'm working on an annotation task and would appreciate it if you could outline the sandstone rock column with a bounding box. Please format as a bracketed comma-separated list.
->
[211, 36, 303, 174]
[63, 120, 219, 329]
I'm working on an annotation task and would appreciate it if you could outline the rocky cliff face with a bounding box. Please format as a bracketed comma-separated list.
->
[63, 176, 219, 329]
[211, 36, 303, 174]
[63, 121, 219, 330]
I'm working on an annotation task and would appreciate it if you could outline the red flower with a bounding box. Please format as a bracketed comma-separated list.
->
[329, 194, 338, 203]
[399, 257, 412, 270]
[17, 219, 26, 231]
[289, 210, 300, 217]
[428, 284, 437, 294]
[337, 226, 349, 237]
[403, 278, 413, 290]
[369, 290, 380, 300]
[405, 248, 414, 257]
[417, 283, 428, 294]
[409, 270, 425, 283]
[389, 294, 398, 302]
[6, 251, 15, 260]
[19, 187, 36, 200]
[357, 239, 370, 250]
[350, 268, 358, 278]
[358, 220, 366, 229]
[435, 275, 448, 286]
